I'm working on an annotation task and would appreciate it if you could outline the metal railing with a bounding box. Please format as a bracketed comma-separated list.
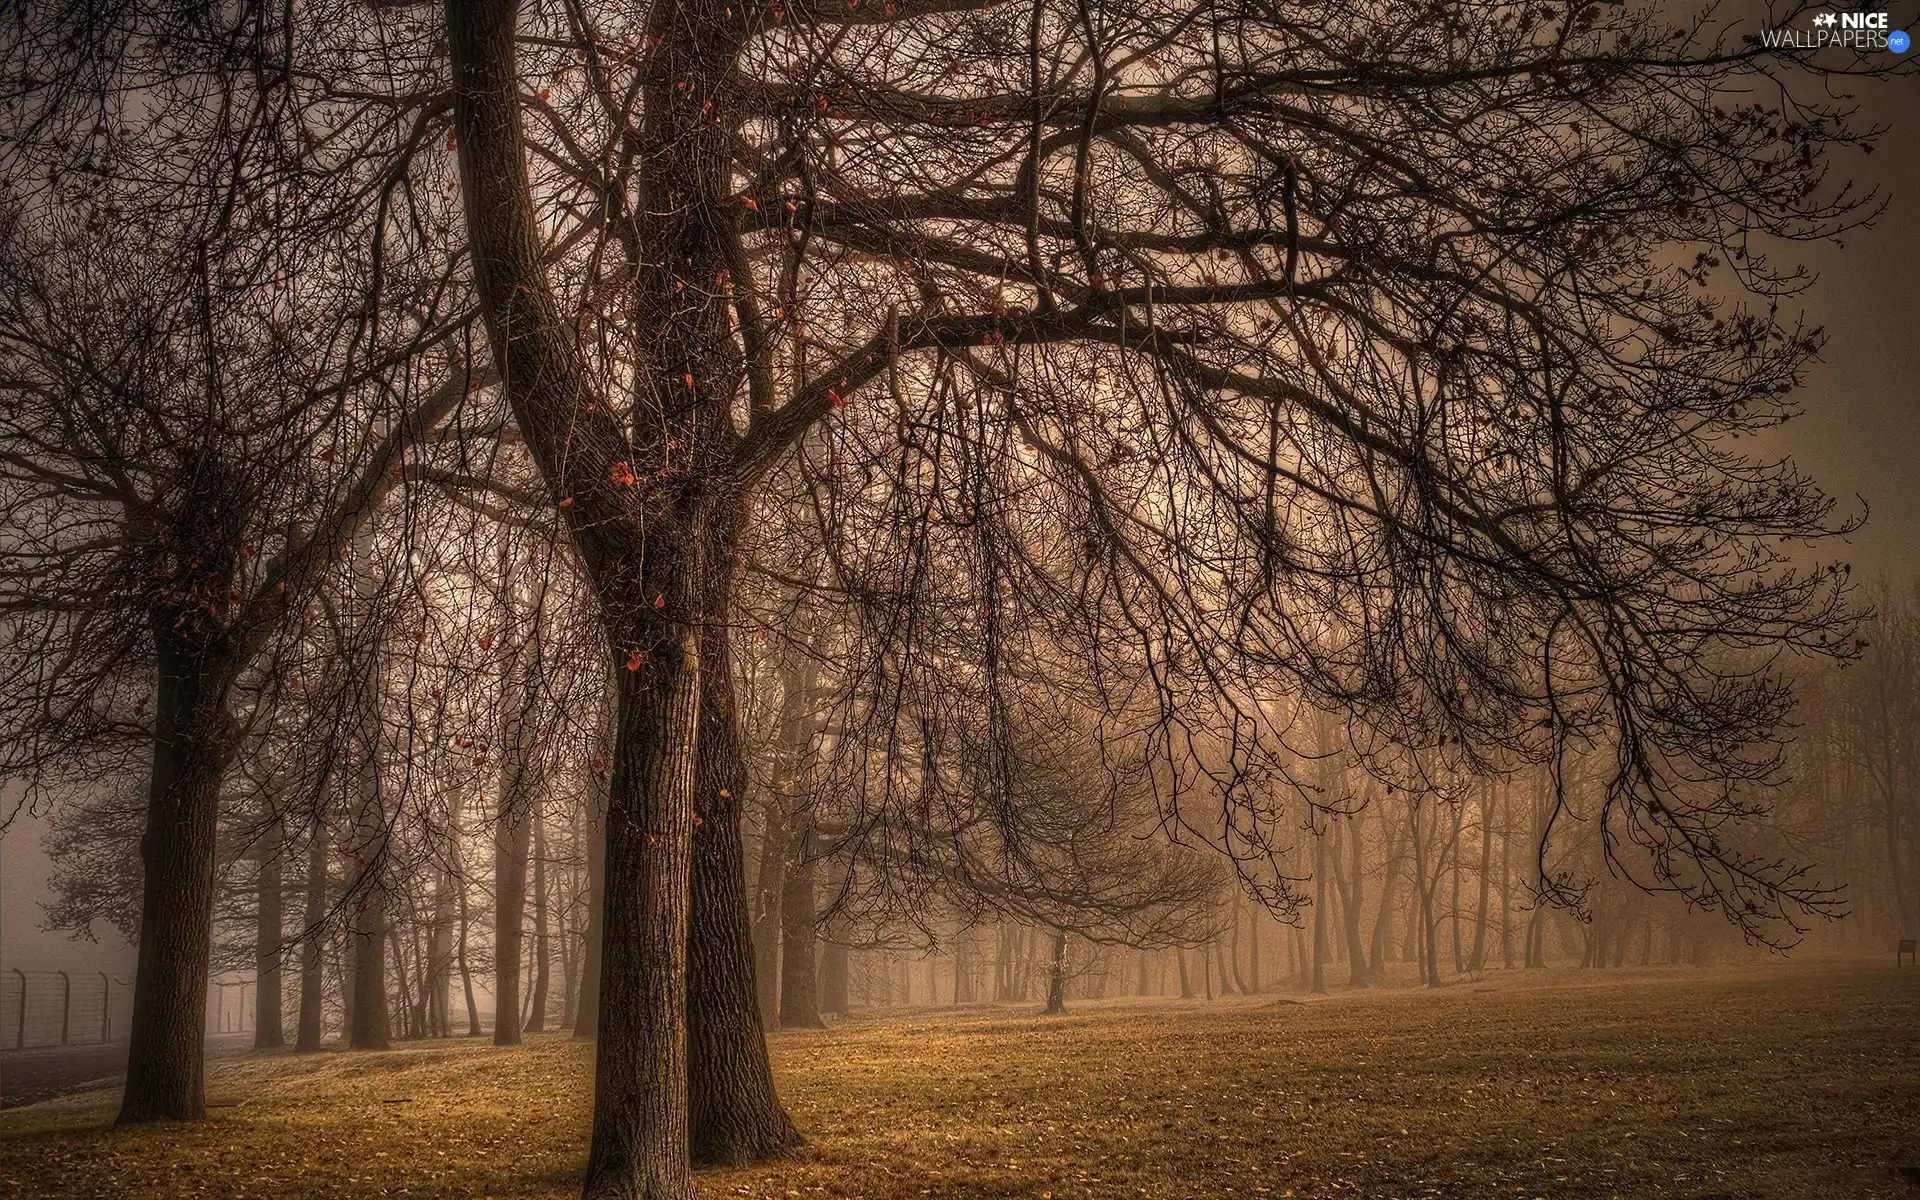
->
[0, 970, 133, 1050]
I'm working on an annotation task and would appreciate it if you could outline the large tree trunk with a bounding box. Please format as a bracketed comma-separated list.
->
[1499, 788, 1515, 970]
[1411, 800, 1439, 987]
[254, 821, 286, 1049]
[448, 0, 752, 1190]
[586, 603, 703, 1200]
[687, 554, 800, 1165]
[296, 826, 328, 1052]
[119, 630, 237, 1123]
[494, 552, 541, 1046]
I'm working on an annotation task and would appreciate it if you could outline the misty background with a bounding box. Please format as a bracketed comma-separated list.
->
[3, 8, 1918, 1003]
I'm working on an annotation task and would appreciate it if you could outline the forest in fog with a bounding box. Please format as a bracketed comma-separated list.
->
[0, 0, 1915, 1198]
[31, 579, 1920, 1048]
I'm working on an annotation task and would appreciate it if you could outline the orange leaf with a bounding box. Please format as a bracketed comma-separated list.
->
[626, 648, 645, 671]
[653, 593, 667, 609]
[478, 632, 495, 650]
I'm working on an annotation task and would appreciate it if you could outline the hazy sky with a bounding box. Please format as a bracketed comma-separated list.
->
[1, 9, 1917, 976]
[1760, 56, 1920, 580]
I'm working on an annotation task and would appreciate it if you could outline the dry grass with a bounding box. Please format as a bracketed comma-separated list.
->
[2, 961, 1916, 1199]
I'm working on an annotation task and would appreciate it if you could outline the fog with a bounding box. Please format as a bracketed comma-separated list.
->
[2, 2, 1917, 1198]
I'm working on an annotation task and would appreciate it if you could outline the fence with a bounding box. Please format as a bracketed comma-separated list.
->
[0, 970, 133, 1050]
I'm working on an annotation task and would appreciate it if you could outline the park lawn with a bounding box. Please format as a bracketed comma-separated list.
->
[1, 962, 1916, 1200]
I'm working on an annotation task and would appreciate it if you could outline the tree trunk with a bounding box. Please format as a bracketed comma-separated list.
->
[749, 801, 785, 1025]
[1499, 788, 1515, 970]
[819, 941, 849, 1015]
[1328, 816, 1368, 987]
[1368, 801, 1403, 983]
[1469, 779, 1495, 972]
[575, 745, 607, 1039]
[584, 611, 703, 1200]
[429, 850, 455, 1038]
[1449, 800, 1465, 975]
[493, 604, 538, 1046]
[1310, 826, 1328, 995]
[389, 926, 415, 1040]
[296, 825, 328, 1052]
[348, 877, 390, 1050]
[120, 630, 237, 1123]
[1247, 911, 1261, 994]
[526, 813, 552, 1033]
[778, 849, 822, 1028]
[687, 575, 799, 1165]
[1043, 928, 1068, 1014]
[449, 0, 759, 1189]
[255, 822, 286, 1049]
[1227, 899, 1253, 993]
[1410, 799, 1437, 987]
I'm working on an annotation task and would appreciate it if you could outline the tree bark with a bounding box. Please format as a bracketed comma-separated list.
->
[255, 821, 286, 1049]
[119, 628, 238, 1122]
[448, 0, 758, 1189]
[296, 825, 328, 1052]
[1310, 826, 1328, 995]
[1469, 780, 1495, 972]
[1328, 816, 1368, 987]
[1043, 928, 1068, 1014]
[575, 733, 608, 1039]
[347, 728, 391, 1051]
[586, 614, 703, 1200]
[526, 813, 552, 1033]
[819, 941, 849, 1015]
[1368, 801, 1403, 982]
[687, 559, 800, 1165]
[749, 801, 785, 1025]
[494, 784, 529, 1044]
[777, 848, 822, 1028]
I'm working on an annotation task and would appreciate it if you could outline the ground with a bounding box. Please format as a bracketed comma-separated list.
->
[2, 962, 1916, 1199]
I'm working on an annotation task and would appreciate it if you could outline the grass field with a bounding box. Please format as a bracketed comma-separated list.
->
[2, 962, 1916, 1199]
